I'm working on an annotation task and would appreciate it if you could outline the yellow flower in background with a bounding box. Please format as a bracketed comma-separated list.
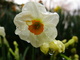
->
[54, 6, 61, 12]
[14, 2, 59, 47]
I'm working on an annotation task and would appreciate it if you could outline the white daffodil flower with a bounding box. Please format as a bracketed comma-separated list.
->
[14, 2, 59, 47]
[0, 27, 5, 37]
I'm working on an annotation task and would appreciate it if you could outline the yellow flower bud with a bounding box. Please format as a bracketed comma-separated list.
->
[62, 39, 67, 43]
[49, 41, 58, 52]
[49, 40, 65, 53]
[72, 36, 78, 43]
[65, 36, 78, 48]
[71, 48, 76, 54]
[13, 41, 18, 46]
[21, 4, 24, 8]
[40, 43, 49, 54]
[54, 6, 61, 12]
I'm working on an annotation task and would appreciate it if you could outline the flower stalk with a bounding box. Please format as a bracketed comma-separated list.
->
[64, 36, 78, 48]
[9, 41, 20, 60]
[0, 35, 6, 60]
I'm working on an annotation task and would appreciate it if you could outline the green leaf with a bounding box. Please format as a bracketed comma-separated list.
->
[22, 47, 29, 60]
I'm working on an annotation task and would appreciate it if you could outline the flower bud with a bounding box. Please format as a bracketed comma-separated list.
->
[13, 41, 18, 46]
[40, 43, 49, 54]
[72, 36, 78, 43]
[49, 40, 65, 53]
[54, 6, 61, 12]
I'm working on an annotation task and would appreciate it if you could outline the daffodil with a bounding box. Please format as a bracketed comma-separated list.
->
[14, 2, 59, 47]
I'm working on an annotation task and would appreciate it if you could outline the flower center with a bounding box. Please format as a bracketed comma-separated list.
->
[33, 22, 41, 29]
[26, 20, 44, 35]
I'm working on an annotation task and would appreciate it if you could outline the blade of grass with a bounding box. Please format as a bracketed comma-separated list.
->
[0, 36, 6, 60]
[22, 47, 29, 60]
[60, 54, 71, 60]
[32, 47, 35, 60]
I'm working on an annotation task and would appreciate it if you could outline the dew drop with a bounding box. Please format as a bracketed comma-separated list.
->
[49, 52, 53, 55]
[62, 58, 66, 60]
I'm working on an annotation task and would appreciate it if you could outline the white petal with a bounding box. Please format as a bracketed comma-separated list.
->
[44, 26, 58, 40]
[15, 28, 30, 43]
[22, 2, 47, 18]
[14, 11, 33, 42]
[29, 26, 57, 47]
[42, 12, 59, 27]
[14, 11, 33, 34]
[14, 11, 33, 22]
[28, 32, 52, 47]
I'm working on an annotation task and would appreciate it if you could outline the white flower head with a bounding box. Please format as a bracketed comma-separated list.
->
[14, 2, 59, 47]
[0, 27, 5, 37]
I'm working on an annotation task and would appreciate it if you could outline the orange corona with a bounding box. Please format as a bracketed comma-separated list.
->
[28, 20, 44, 35]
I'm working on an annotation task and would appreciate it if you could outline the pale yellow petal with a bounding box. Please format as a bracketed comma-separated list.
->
[44, 26, 58, 40]
[27, 32, 52, 47]
[42, 12, 59, 27]
[14, 11, 33, 22]
[22, 2, 47, 18]
[14, 11, 33, 42]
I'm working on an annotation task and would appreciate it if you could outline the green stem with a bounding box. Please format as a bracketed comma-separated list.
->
[50, 52, 57, 60]
[60, 54, 71, 60]
[1, 36, 6, 60]
[50, 55, 53, 60]
[22, 47, 29, 60]
[53, 52, 57, 60]
[32, 47, 35, 60]
[7, 51, 12, 60]
[9, 48, 15, 56]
